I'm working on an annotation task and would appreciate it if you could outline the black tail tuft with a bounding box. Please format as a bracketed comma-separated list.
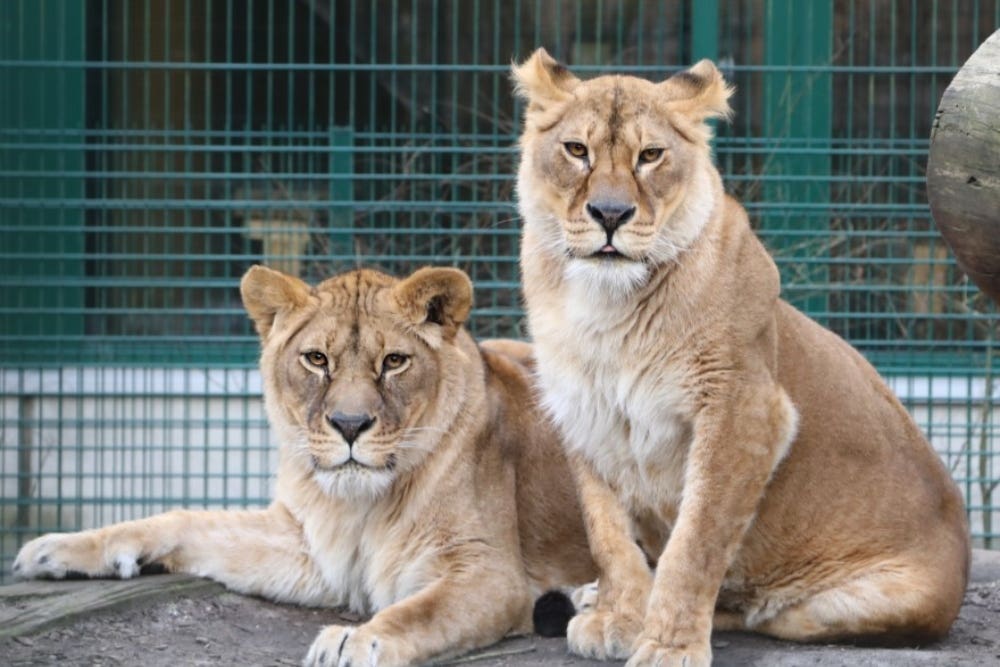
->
[532, 589, 576, 637]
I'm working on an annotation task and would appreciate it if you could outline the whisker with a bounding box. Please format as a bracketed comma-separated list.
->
[404, 426, 450, 435]
[396, 440, 434, 452]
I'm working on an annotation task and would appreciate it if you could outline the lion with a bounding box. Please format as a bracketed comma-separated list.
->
[13, 264, 596, 666]
[512, 48, 970, 666]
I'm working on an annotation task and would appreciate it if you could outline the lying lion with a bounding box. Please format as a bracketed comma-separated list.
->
[13, 265, 596, 666]
[513, 48, 970, 666]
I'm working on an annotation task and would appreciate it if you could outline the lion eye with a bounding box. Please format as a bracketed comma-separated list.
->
[564, 142, 588, 159]
[303, 351, 328, 367]
[638, 147, 664, 164]
[381, 353, 409, 373]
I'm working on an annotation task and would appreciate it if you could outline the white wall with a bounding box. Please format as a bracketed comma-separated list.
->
[1, 369, 996, 570]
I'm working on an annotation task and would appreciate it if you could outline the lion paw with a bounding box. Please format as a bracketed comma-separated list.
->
[625, 637, 711, 667]
[570, 580, 599, 612]
[304, 624, 400, 667]
[12, 532, 138, 580]
[566, 609, 641, 661]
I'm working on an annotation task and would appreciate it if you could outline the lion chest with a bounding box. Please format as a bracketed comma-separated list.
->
[303, 510, 436, 615]
[535, 329, 694, 512]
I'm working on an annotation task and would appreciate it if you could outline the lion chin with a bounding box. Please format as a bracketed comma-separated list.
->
[564, 255, 650, 299]
[303, 447, 400, 501]
[312, 464, 395, 501]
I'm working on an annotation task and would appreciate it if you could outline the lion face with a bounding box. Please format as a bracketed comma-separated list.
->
[513, 49, 733, 295]
[240, 265, 475, 501]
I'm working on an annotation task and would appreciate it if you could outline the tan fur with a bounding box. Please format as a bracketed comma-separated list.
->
[513, 48, 970, 667]
[13, 265, 596, 667]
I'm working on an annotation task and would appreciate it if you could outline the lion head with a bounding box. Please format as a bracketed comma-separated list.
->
[240, 265, 477, 501]
[513, 48, 733, 296]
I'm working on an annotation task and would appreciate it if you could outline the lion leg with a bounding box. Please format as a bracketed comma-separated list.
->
[12, 503, 330, 605]
[304, 553, 532, 667]
[749, 558, 964, 646]
[565, 455, 653, 661]
[629, 385, 797, 667]
[712, 610, 747, 632]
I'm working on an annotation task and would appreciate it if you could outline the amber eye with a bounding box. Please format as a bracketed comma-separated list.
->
[564, 142, 588, 159]
[638, 147, 664, 164]
[382, 353, 409, 373]
[303, 351, 328, 367]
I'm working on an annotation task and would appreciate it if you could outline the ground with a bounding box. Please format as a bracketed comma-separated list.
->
[2, 551, 1000, 667]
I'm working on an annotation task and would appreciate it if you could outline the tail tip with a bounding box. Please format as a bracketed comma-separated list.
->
[532, 589, 576, 637]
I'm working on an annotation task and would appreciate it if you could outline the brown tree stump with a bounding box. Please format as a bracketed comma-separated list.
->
[927, 29, 1000, 304]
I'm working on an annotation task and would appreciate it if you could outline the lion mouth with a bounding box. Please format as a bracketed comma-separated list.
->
[341, 459, 375, 471]
[591, 244, 626, 260]
[311, 453, 396, 473]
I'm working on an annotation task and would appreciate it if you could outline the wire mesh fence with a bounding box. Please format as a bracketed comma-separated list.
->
[1, 1, 998, 582]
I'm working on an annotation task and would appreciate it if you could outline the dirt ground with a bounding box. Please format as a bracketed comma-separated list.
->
[3, 551, 1000, 666]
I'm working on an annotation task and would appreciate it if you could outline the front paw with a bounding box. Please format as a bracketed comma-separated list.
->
[304, 623, 401, 667]
[626, 637, 711, 667]
[570, 580, 599, 612]
[566, 608, 642, 661]
[12, 532, 139, 580]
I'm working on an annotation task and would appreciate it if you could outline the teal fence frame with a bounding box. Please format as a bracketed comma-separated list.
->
[1, 1, 998, 582]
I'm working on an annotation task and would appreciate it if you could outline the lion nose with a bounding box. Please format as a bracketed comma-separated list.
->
[586, 200, 636, 237]
[327, 412, 376, 445]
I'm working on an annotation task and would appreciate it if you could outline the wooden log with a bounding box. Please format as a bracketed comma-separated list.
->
[0, 574, 223, 638]
[927, 29, 1000, 304]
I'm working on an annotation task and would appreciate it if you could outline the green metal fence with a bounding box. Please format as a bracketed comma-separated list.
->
[1, 1, 998, 582]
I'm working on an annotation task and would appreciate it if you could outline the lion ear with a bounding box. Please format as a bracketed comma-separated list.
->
[240, 265, 312, 340]
[393, 267, 473, 338]
[511, 47, 579, 113]
[661, 59, 734, 144]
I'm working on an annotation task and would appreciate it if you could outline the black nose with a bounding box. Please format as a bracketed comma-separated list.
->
[586, 200, 636, 237]
[327, 412, 376, 445]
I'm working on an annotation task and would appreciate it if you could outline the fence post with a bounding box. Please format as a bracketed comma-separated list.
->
[16, 395, 34, 544]
[762, 0, 833, 319]
[0, 0, 86, 360]
[690, 0, 719, 62]
[328, 127, 355, 265]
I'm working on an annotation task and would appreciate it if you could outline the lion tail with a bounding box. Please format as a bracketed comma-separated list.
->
[532, 589, 576, 637]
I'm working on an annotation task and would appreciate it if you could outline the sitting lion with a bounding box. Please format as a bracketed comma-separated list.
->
[512, 48, 970, 666]
[13, 265, 596, 666]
